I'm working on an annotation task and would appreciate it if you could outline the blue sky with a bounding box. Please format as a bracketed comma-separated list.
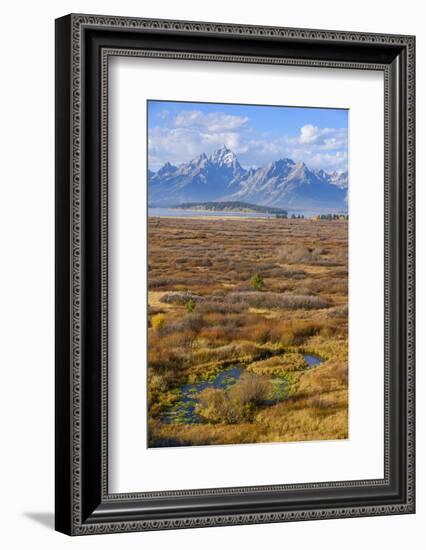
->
[148, 100, 348, 173]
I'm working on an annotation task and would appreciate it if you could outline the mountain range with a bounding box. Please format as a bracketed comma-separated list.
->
[148, 145, 348, 212]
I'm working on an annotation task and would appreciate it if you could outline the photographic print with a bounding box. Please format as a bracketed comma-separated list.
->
[147, 100, 349, 448]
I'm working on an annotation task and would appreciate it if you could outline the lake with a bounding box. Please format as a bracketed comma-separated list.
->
[148, 207, 315, 218]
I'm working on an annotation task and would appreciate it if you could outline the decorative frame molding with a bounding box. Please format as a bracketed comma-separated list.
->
[55, 14, 415, 535]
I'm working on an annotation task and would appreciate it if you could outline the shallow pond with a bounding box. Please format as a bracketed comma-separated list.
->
[160, 354, 323, 425]
[304, 354, 323, 368]
[161, 366, 244, 424]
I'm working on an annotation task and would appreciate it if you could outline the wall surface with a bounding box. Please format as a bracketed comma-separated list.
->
[0, 0, 423, 548]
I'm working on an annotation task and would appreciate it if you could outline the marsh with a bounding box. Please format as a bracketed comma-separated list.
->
[147, 216, 348, 447]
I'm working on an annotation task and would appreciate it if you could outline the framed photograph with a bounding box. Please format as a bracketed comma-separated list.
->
[55, 14, 415, 535]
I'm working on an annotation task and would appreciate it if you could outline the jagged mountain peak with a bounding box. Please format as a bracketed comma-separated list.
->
[189, 152, 208, 165]
[288, 161, 310, 180]
[156, 161, 177, 176]
[148, 149, 348, 211]
[314, 168, 328, 180]
[257, 157, 292, 173]
[328, 170, 349, 189]
[208, 145, 239, 166]
[211, 144, 232, 155]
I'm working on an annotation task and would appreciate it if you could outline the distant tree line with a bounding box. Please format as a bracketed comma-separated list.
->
[275, 213, 305, 219]
[315, 214, 349, 220]
[275, 213, 347, 220]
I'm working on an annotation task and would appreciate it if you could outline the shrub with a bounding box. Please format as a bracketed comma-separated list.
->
[165, 314, 205, 334]
[334, 362, 348, 386]
[211, 289, 225, 297]
[195, 373, 272, 424]
[160, 291, 200, 305]
[148, 277, 188, 289]
[195, 388, 234, 423]
[227, 291, 331, 310]
[149, 274, 213, 289]
[328, 305, 349, 318]
[147, 344, 185, 374]
[192, 343, 239, 364]
[250, 322, 274, 344]
[148, 329, 199, 372]
[250, 273, 265, 291]
[151, 313, 166, 332]
[248, 353, 307, 375]
[195, 258, 213, 267]
[229, 373, 271, 405]
[278, 244, 316, 264]
[309, 396, 337, 410]
[196, 298, 246, 314]
[264, 267, 305, 279]
[277, 243, 347, 266]
[147, 372, 169, 407]
[291, 321, 322, 344]
[186, 297, 196, 313]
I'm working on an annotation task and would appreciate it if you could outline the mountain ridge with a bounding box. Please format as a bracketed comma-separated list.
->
[148, 145, 348, 212]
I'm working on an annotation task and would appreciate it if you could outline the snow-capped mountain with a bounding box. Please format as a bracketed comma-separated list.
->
[227, 159, 347, 210]
[148, 145, 246, 205]
[148, 146, 348, 211]
[329, 170, 349, 189]
[314, 169, 348, 189]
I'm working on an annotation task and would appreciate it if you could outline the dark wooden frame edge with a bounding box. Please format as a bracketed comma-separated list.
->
[55, 13, 415, 535]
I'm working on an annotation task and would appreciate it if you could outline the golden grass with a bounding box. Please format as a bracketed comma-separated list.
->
[147, 217, 348, 447]
[148, 291, 175, 309]
[247, 352, 307, 374]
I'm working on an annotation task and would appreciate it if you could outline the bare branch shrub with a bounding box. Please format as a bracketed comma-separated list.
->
[229, 372, 272, 405]
[160, 291, 200, 305]
[227, 291, 331, 310]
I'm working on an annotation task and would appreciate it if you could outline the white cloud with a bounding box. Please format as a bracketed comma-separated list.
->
[295, 125, 348, 150]
[148, 115, 348, 173]
[148, 127, 245, 169]
[299, 124, 321, 144]
[305, 151, 348, 171]
[173, 110, 248, 132]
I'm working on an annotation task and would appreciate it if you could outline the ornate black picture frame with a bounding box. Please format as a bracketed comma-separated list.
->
[55, 13, 415, 535]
